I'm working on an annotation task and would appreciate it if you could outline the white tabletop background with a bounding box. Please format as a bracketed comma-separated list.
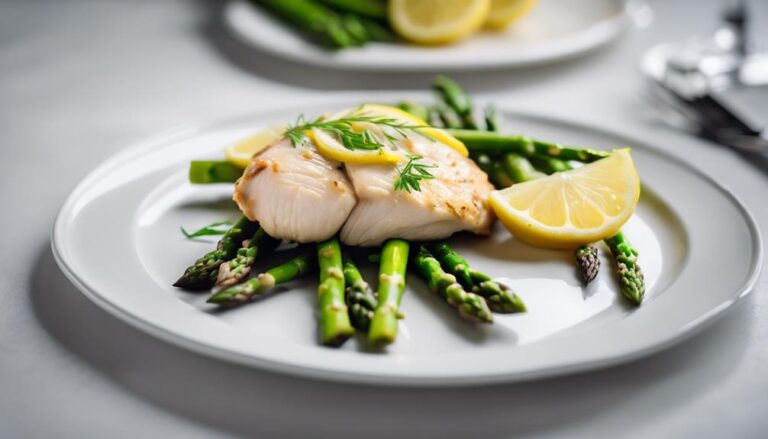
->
[1, 1, 767, 438]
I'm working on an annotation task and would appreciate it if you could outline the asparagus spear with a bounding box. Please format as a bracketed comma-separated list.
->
[257, 0, 360, 49]
[446, 129, 610, 163]
[368, 239, 410, 345]
[428, 242, 526, 313]
[317, 237, 355, 346]
[575, 245, 601, 285]
[412, 246, 493, 323]
[433, 76, 478, 130]
[342, 254, 378, 331]
[528, 155, 573, 174]
[174, 216, 259, 290]
[502, 153, 541, 183]
[397, 101, 430, 121]
[604, 233, 645, 306]
[315, 0, 387, 19]
[215, 226, 281, 288]
[483, 104, 501, 132]
[189, 161, 242, 184]
[207, 252, 314, 306]
[434, 102, 463, 129]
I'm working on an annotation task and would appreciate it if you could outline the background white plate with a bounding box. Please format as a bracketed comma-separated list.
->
[52, 103, 761, 386]
[224, 0, 631, 71]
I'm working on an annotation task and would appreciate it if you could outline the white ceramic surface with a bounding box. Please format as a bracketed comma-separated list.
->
[224, 0, 630, 71]
[52, 103, 761, 386]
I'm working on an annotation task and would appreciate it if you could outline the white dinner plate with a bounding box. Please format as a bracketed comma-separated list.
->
[52, 101, 762, 386]
[224, 0, 631, 71]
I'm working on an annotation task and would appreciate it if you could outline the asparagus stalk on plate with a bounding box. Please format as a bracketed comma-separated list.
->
[368, 239, 410, 346]
[174, 216, 259, 290]
[342, 253, 378, 331]
[315, 0, 387, 19]
[208, 252, 314, 306]
[412, 246, 493, 323]
[257, 0, 361, 49]
[447, 129, 611, 163]
[604, 232, 645, 306]
[317, 237, 355, 346]
[215, 226, 281, 288]
[428, 241, 526, 313]
[433, 75, 479, 130]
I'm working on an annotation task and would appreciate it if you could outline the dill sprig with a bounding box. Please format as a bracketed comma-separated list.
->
[180, 220, 233, 239]
[284, 107, 429, 151]
[394, 154, 436, 193]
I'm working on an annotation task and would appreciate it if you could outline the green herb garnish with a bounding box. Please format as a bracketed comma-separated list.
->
[180, 220, 233, 239]
[394, 154, 436, 193]
[284, 107, 429, 151]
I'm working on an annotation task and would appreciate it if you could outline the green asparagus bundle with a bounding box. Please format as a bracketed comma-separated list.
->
[369, 239, 410, 346]
[428, 241, 526, 314]
[208, 252, 314, 306]
[174, 216, 259, 290]
[342, 254, 378, 331]
[215, 226, 280, 288]
[257, 0, 361, 49]
[315, 0, 387, 19]
[317, 237, 355, 346]
[412, 246, 493, 323]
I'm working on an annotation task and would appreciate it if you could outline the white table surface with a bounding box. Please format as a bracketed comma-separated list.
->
[2, 1, 767, 438]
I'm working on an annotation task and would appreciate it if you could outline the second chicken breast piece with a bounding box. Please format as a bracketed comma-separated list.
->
[341, 136, 495, 247]
[233, 138, 357, 243]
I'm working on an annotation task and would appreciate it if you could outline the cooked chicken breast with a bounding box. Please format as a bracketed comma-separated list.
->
[233, 138, 357, 243]
[341, 136, 494, 246]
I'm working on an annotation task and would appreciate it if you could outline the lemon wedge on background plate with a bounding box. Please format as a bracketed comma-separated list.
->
[486, 0, 538, 29]
[489, 149, 640, 249]
[389, 0, 491, 45]
[224, 123, 286, 168]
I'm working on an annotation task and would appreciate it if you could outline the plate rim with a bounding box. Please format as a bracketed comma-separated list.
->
[222, 0, 631, 71]
[51, 102, 763, 386]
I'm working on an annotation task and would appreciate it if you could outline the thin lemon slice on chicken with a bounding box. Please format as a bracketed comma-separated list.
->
[306, 128, 402, 165]
[224, 123, 287, 168]
[489, 149, 640, 249]
[486, 0, 538, 29]
[355, 104, 469, 156]
[389, 0, 491, 45]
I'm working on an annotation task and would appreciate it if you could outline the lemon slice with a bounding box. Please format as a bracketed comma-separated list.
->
[224, 124, 286, 168]
[307, 128, 402, 165]
[356, 104, 469, 156]
[486, 0, 538, 29]
[489, 149, 640, 249]
[389, 0, 491, 45]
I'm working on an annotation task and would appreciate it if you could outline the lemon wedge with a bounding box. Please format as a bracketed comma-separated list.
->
[389, 0, 491, 45]
[224, 124, 286, 168]
[356, 104, 469, 156]
[489, 149, 640, 249]
[486, 0, 538, 29]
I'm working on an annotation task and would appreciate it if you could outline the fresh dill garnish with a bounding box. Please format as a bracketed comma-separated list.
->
[284, 107, 430, 151]
[180, 220, 233, 239]
[394, 154, 436, 193]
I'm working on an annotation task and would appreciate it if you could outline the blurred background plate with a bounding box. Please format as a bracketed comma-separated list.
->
[224, 0, 631, 71]
[51, 102, 761, 386]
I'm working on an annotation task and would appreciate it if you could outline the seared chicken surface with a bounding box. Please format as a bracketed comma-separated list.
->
[233, 118, 494, 246]
[341, 136, 493, 246]
[233, 138, 357, 243]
